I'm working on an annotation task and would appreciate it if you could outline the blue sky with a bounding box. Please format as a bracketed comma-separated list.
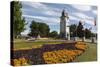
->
[21, 1, 97, 35]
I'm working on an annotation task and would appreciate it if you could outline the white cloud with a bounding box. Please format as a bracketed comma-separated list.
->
[22, 14, 60, 25]
[21, 29, 29, 35]
[73, 12, 94, 19]
[22, 2, 61, 17]
[71, 5, 92, 12]
[71, 12, 95, 25]
[69, 15, 79, 20]
[44, 10, 60, 17]
[22, 2, 48, 10]
[92, 10, 97, 15]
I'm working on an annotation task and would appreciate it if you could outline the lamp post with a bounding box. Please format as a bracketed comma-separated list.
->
[83, 21, 85, 42]
[74, 24, 78, 41]
[91, 18, 97, 43]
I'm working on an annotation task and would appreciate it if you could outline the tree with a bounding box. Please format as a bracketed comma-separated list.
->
[49, 31, 58, 38]
[70, 24, 77, 37]
[12, 1, 26, 38]
[29, 20, 50, 37]
[29, 21, 39, 37]
[84, 28, 91, 39]
[76, 21, 84, 38]
[38, 23, 50, 37]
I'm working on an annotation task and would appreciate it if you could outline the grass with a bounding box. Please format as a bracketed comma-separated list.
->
[13, 39, 63, 50]
[75, 42, 97, 62]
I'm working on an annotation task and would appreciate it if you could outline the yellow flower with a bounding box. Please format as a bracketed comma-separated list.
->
[13, 59, 21, 66]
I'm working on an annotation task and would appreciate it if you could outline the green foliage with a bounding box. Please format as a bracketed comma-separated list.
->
[29, 20, 50, 37]
[12, 1, 26, 38]
[69, 23, 95, 39]
[49, 31, 58, 38]
[70, 24, 77, 37]
[84, 28, 91, 39]
[76, 21, 84, 38]
[38, 22, 50, 37]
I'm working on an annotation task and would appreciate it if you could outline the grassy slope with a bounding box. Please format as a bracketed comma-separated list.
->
[75, 42, 97, 62]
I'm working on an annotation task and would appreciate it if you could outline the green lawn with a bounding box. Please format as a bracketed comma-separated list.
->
[13, 39, 63, 50]
[75, 42, 97, 62]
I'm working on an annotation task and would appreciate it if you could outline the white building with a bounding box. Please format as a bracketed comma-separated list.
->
[60, 9, 70, 40]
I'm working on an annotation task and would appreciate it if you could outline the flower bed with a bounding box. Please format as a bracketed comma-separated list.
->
[75, 42, 87, 51]
[12, 57, 28, 66]
[11, 41, 87, 66]
[43, 49, 83, 64]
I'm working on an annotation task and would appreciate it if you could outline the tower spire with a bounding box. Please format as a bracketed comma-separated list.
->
[61, 9, 66, 17]
[61, 9, 69, 19]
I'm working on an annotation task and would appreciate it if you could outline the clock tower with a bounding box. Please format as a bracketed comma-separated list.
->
[60, 9, 70, 40]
